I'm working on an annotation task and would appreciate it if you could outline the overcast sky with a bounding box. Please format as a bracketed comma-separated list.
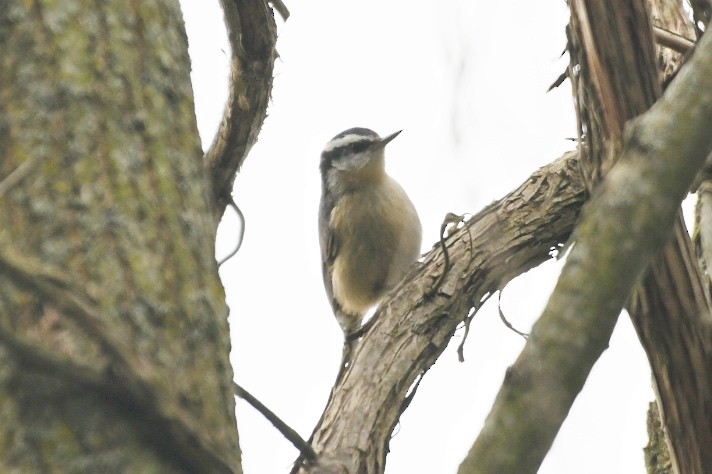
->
[180, 1, 657, 472]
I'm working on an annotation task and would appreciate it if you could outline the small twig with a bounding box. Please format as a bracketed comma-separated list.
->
[548, 71, 568, 92]
[457, 292, 493, 362]
[449, 215, 479, 363]
[653, 25, 695, 54]
[497, 290, 529, 340]
[427, 213, 466, 297]
[457, 310, 474, 363]
[233, 381, 317, 462]
[217, 196, 246, 267]
[269, 0, 290, 21]
[289, 338, 350, 473]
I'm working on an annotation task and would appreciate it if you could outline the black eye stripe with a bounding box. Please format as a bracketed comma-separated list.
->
[323, 139, 373, 163]
[348, 141, 371, 154]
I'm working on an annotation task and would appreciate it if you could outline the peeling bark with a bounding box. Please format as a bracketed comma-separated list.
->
[460, 14, 712, 472]
[294, 152, 586, 473]
[569, 2, 712, 472]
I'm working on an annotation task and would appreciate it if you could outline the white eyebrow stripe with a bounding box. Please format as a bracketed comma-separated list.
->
[323, 134, 374, 154]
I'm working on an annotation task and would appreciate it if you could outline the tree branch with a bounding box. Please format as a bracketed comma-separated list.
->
[460, 22, 712, 473]
[569, 2, 712, 472]
[653, 25, 695, 53]
[205, 0, 278, 217]
[233, 382, 317, 462]
[293, 150, 586, 473]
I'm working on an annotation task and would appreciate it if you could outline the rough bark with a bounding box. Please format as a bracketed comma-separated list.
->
[292, 152, 585, 473]
[568, 2, 712, 472]
[459, 18, 712, 472]
[0, 2, 240, 472]
[296, 5, 710, 469]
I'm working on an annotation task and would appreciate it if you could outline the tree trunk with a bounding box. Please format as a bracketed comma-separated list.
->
[0, 2, 241, 472]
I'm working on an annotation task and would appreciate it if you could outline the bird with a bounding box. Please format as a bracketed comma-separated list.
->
[318, 127, 422, 350]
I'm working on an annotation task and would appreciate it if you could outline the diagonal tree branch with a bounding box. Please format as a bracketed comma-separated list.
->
[292, 150, 586, 473]
[569, 2, 712, 472]
[286, 3, 710, 473]
[653, 25, 695, 53]
[291, 5, 708, 472]
[233, 382, 317, 462]
[205, 0, 278, 218]
[459, 20, 712, 473]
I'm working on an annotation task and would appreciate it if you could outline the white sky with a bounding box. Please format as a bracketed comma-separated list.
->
[180, 1, 659, 473]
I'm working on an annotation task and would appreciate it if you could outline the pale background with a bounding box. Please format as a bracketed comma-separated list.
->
[179, 1, 663, 472]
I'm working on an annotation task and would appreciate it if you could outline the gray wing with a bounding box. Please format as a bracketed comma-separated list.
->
[318, 193, 340, 315]
[319, 192, 362, 338]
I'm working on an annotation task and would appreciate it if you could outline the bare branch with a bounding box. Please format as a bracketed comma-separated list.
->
[569, 1, 712, 472]
[497, 290, 529, 340]
[653, 25, 695, 53]
[293, 150, 586, 473]
[460, 23, 712, 474]
[217, 197, 246, 266]
[205, 0, 277, 216]
[233, 382, 317, 462]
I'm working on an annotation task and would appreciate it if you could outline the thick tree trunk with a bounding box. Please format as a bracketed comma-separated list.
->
[0, 2, 241, 472]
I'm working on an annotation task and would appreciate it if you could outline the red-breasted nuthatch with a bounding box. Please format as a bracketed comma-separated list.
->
[318, 127, 422, 341]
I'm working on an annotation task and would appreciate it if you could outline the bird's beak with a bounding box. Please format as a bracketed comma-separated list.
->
[377, 130, 402, 149]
